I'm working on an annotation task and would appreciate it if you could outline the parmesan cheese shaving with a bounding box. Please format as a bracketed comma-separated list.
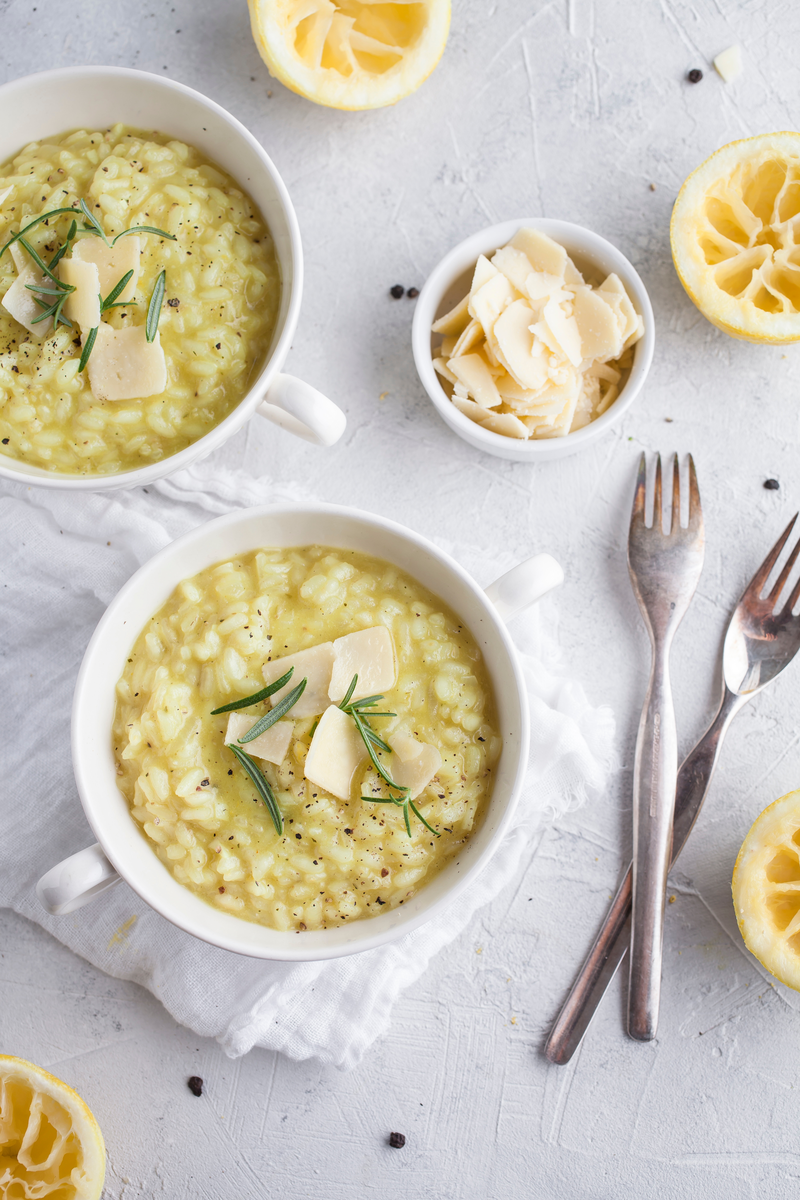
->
[713, 45, 742, 83]
[430, 226, 644, 440]
[304, 704, 366, 802]
[60, 258, 101, 331]
[73, 235, 141, 302]
[1, 243, 52, 336]
[263, 642, 336, 718]
[388, 733, 442, 800]
[85, 323, 167, 402]
[328, 626, 396, 703]
[225, 713, 293, 765]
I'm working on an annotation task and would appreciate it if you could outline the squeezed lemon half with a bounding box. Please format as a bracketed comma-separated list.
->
[0, 1055, 106, 1200]
[671, 132, 800, 343]
[732, 789, 800, 991]
[247, 0, 451, 110]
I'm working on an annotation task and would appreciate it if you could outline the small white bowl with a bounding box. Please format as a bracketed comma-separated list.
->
[37, 504, 564, 961]
[411, 218, 655, 462]
[0, 67, 346, 491]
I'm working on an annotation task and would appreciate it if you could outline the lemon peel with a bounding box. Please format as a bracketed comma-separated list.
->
[247, 0, 451, 111]
[671, 132, 800, 343]
[733, 789, 800, 991]
[0, 1055, 106, 1200]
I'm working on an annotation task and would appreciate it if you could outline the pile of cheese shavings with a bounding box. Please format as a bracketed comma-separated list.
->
[431, 227, 644, 440]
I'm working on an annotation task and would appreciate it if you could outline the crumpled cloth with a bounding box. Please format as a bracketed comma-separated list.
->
[0, 464, 614, 1069]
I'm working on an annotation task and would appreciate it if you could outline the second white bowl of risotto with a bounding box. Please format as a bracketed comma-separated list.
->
[0, 67, 345, 489]
[412, 218, 655, 462]
[37, 504, 564, 960]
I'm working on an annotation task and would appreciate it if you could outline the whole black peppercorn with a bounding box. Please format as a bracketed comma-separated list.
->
[764, 478, 780, 490]
[687, 68, 703, 83]
[407, 287, 419, 299]
[388, 1132, 406, 1148]
[187, 1076, 203, 1097]
[389, 284, 404, 299]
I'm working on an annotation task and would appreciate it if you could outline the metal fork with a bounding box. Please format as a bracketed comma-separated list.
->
[626, 452, 704, 1041]
[546, 512, 800, 1064]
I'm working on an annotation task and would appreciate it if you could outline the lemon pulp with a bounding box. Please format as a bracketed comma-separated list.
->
[732, 788, 800, 991]
[247, 0, 451, 110]
[0, 1055, 106, 1200]
[671, 132, 800, 343]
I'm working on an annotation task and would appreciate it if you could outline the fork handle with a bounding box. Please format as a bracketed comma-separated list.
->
[544, 684, 746, 1064]
[628, 646, 677, 1041]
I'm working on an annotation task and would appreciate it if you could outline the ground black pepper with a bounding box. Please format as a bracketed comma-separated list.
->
[389, 284, 404, 299]
[687, 68, 703, 83]
[388, 1132, 406, 1148]
[187, 1076, 203, 1096]
[764, 478, 780, 490]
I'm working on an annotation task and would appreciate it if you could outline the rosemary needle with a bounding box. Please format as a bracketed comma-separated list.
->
[211, 667, 295, 715]
[237, 677, 307, 743]
[226, 743, 283, 835]
[146, 269, 166, 343]
[78, 327, 98, 373]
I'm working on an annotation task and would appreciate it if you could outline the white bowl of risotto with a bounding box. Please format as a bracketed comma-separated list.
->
[411, 218, 655, 462]
[37, 504, 564, 961]
[0, 66, 345, 489]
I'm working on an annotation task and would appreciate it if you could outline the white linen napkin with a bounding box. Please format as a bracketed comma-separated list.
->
[0, 465, 614, 1069]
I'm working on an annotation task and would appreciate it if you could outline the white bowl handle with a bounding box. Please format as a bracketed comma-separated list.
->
[484, 553, 564, 622]
[37, 843, 120, 915]
[257, 372, 347, 447]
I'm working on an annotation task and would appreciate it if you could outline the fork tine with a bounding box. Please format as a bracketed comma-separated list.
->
[769, 531, 800, 604]
[782, 568, 800, 615]
[686, 454, 702, 532]
[745, 513, 799, 599]
[670, 453, 680, 532]
[653, 454, 662, 531]
[631, 452, 646, 524]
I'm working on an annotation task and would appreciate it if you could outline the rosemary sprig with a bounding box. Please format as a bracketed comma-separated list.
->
[17, 237, 75, 330]
[100, 269, 135, 312]
[112, 225, 176, 244]
[48, 220, 77, 271]
[339, 673, 440, 839]
[146, 269, 166, 342]
[0, 206, 81, 259]
[79, 199, 109, 244]
[0, 206, 176, 263]
[18, 237, 73, 289]
[237, 677, 307, 743]
[78, 327, 98, 373]
[226, 742, 283, 835]
[30, 293, 73, 330]
[210, 667, 295, 715]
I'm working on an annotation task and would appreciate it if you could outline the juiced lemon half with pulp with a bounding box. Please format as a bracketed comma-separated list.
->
[247, 0, 451, 110]
[0, 1055, 106, 1199]
[671, 132, 800, 343]
[732, 789, 800, 991]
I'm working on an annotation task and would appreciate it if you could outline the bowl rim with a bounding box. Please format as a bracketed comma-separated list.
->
[71, 502, 531, 961]
[0, 65, 304, 491]
[411, 216, 655, 458]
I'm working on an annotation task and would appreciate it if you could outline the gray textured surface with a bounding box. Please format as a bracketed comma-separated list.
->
[4, 0, 800, 1195]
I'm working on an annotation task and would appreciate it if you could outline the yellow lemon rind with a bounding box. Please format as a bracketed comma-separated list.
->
[0, 1054, 106, 1200]
[247, 0, 451, 111]
[671, 131, 800, 345]
[732, 788, 800, 993]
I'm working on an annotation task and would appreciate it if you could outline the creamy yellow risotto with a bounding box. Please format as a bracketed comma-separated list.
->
[113, 546, 501, 932]
[0, 125, 280, 475]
